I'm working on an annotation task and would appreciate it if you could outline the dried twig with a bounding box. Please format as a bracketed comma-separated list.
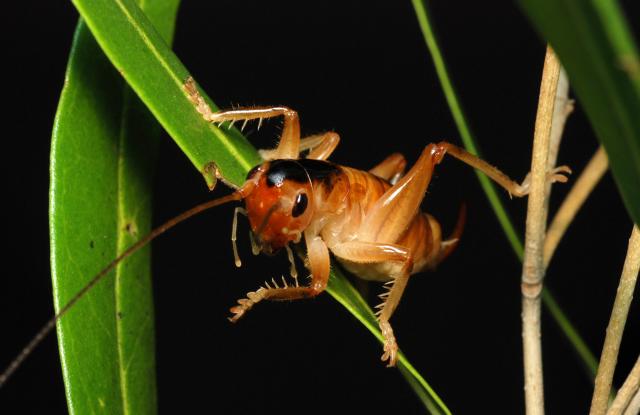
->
[607, 354, 640, 415]
[623, 390, 640, 415]
[591, 226, 640, 415]
[521, 46, 562, 415]
[544, 147, 608, 268]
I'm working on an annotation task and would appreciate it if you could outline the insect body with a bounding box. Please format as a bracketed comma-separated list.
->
[185, 80, 570, 366]
[231, 149, 461, 366]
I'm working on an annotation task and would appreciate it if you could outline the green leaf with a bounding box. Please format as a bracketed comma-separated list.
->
[69, 0, 449, 411]
[518, 0, 640, 226]
[411, 0, 599, 377]
[50, 1, 179, 413]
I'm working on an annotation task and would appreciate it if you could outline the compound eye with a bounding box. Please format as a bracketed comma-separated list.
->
[291, 193, 308, 218]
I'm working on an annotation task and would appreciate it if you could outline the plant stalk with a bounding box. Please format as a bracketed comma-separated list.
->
[607, 354, 640, 415]
[623, 390, 640, 415]
[590, 226, 640, 415]
[521, 46, 562, 415]
[544, 147, 608, 268]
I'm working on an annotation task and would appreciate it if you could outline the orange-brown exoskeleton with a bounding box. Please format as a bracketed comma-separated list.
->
[184, 80, 571, 367]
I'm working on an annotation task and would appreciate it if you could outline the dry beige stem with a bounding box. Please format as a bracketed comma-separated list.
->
[607, 354, 640, 415]
[522, 46, 562, 415]
[622, 387, 640, 415]
[591, 226, 640, 415]
[544, 147, 608, 268]
[547, 68, 572, 172]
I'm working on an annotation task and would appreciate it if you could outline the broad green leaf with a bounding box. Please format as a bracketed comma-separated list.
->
[70, 0, 448, 411]
[411, 0, 598, 377]
[519, 0, 640, 227]
[51, 1, 179, 413]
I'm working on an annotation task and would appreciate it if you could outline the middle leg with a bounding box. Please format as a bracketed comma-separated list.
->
[369, 153, 407, 184]
[259, 132, 340, 161]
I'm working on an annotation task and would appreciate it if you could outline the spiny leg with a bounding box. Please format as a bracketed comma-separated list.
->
[229, 233, 330, 322]
[369, 153, 407, 184]
[330, 241, 413, 367]
[184, 79, 302, 159]
[207, 107, 301, 159]
[434, 141, 571, 197]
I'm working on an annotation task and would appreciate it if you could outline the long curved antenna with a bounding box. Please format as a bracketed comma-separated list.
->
[0, 191, 243, 388]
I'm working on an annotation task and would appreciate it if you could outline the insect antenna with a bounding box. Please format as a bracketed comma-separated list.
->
[0, 190, 244, 388]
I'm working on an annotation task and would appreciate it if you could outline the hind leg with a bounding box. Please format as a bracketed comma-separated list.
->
[434, 141, 570, 197]
[330, 241, 413, 367]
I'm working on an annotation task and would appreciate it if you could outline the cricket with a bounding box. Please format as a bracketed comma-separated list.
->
[0, 76, 570, 387]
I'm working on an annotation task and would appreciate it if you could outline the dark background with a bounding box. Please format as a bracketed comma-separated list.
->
[2, 1, 639, 413]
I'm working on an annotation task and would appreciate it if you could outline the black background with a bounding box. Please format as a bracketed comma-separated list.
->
[2, 1, 640, 414]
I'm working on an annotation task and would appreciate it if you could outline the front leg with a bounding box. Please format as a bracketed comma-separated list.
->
[183, 79, 301, 160]
[331, 241, 413, 367]
[229, 233, 330, 322]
